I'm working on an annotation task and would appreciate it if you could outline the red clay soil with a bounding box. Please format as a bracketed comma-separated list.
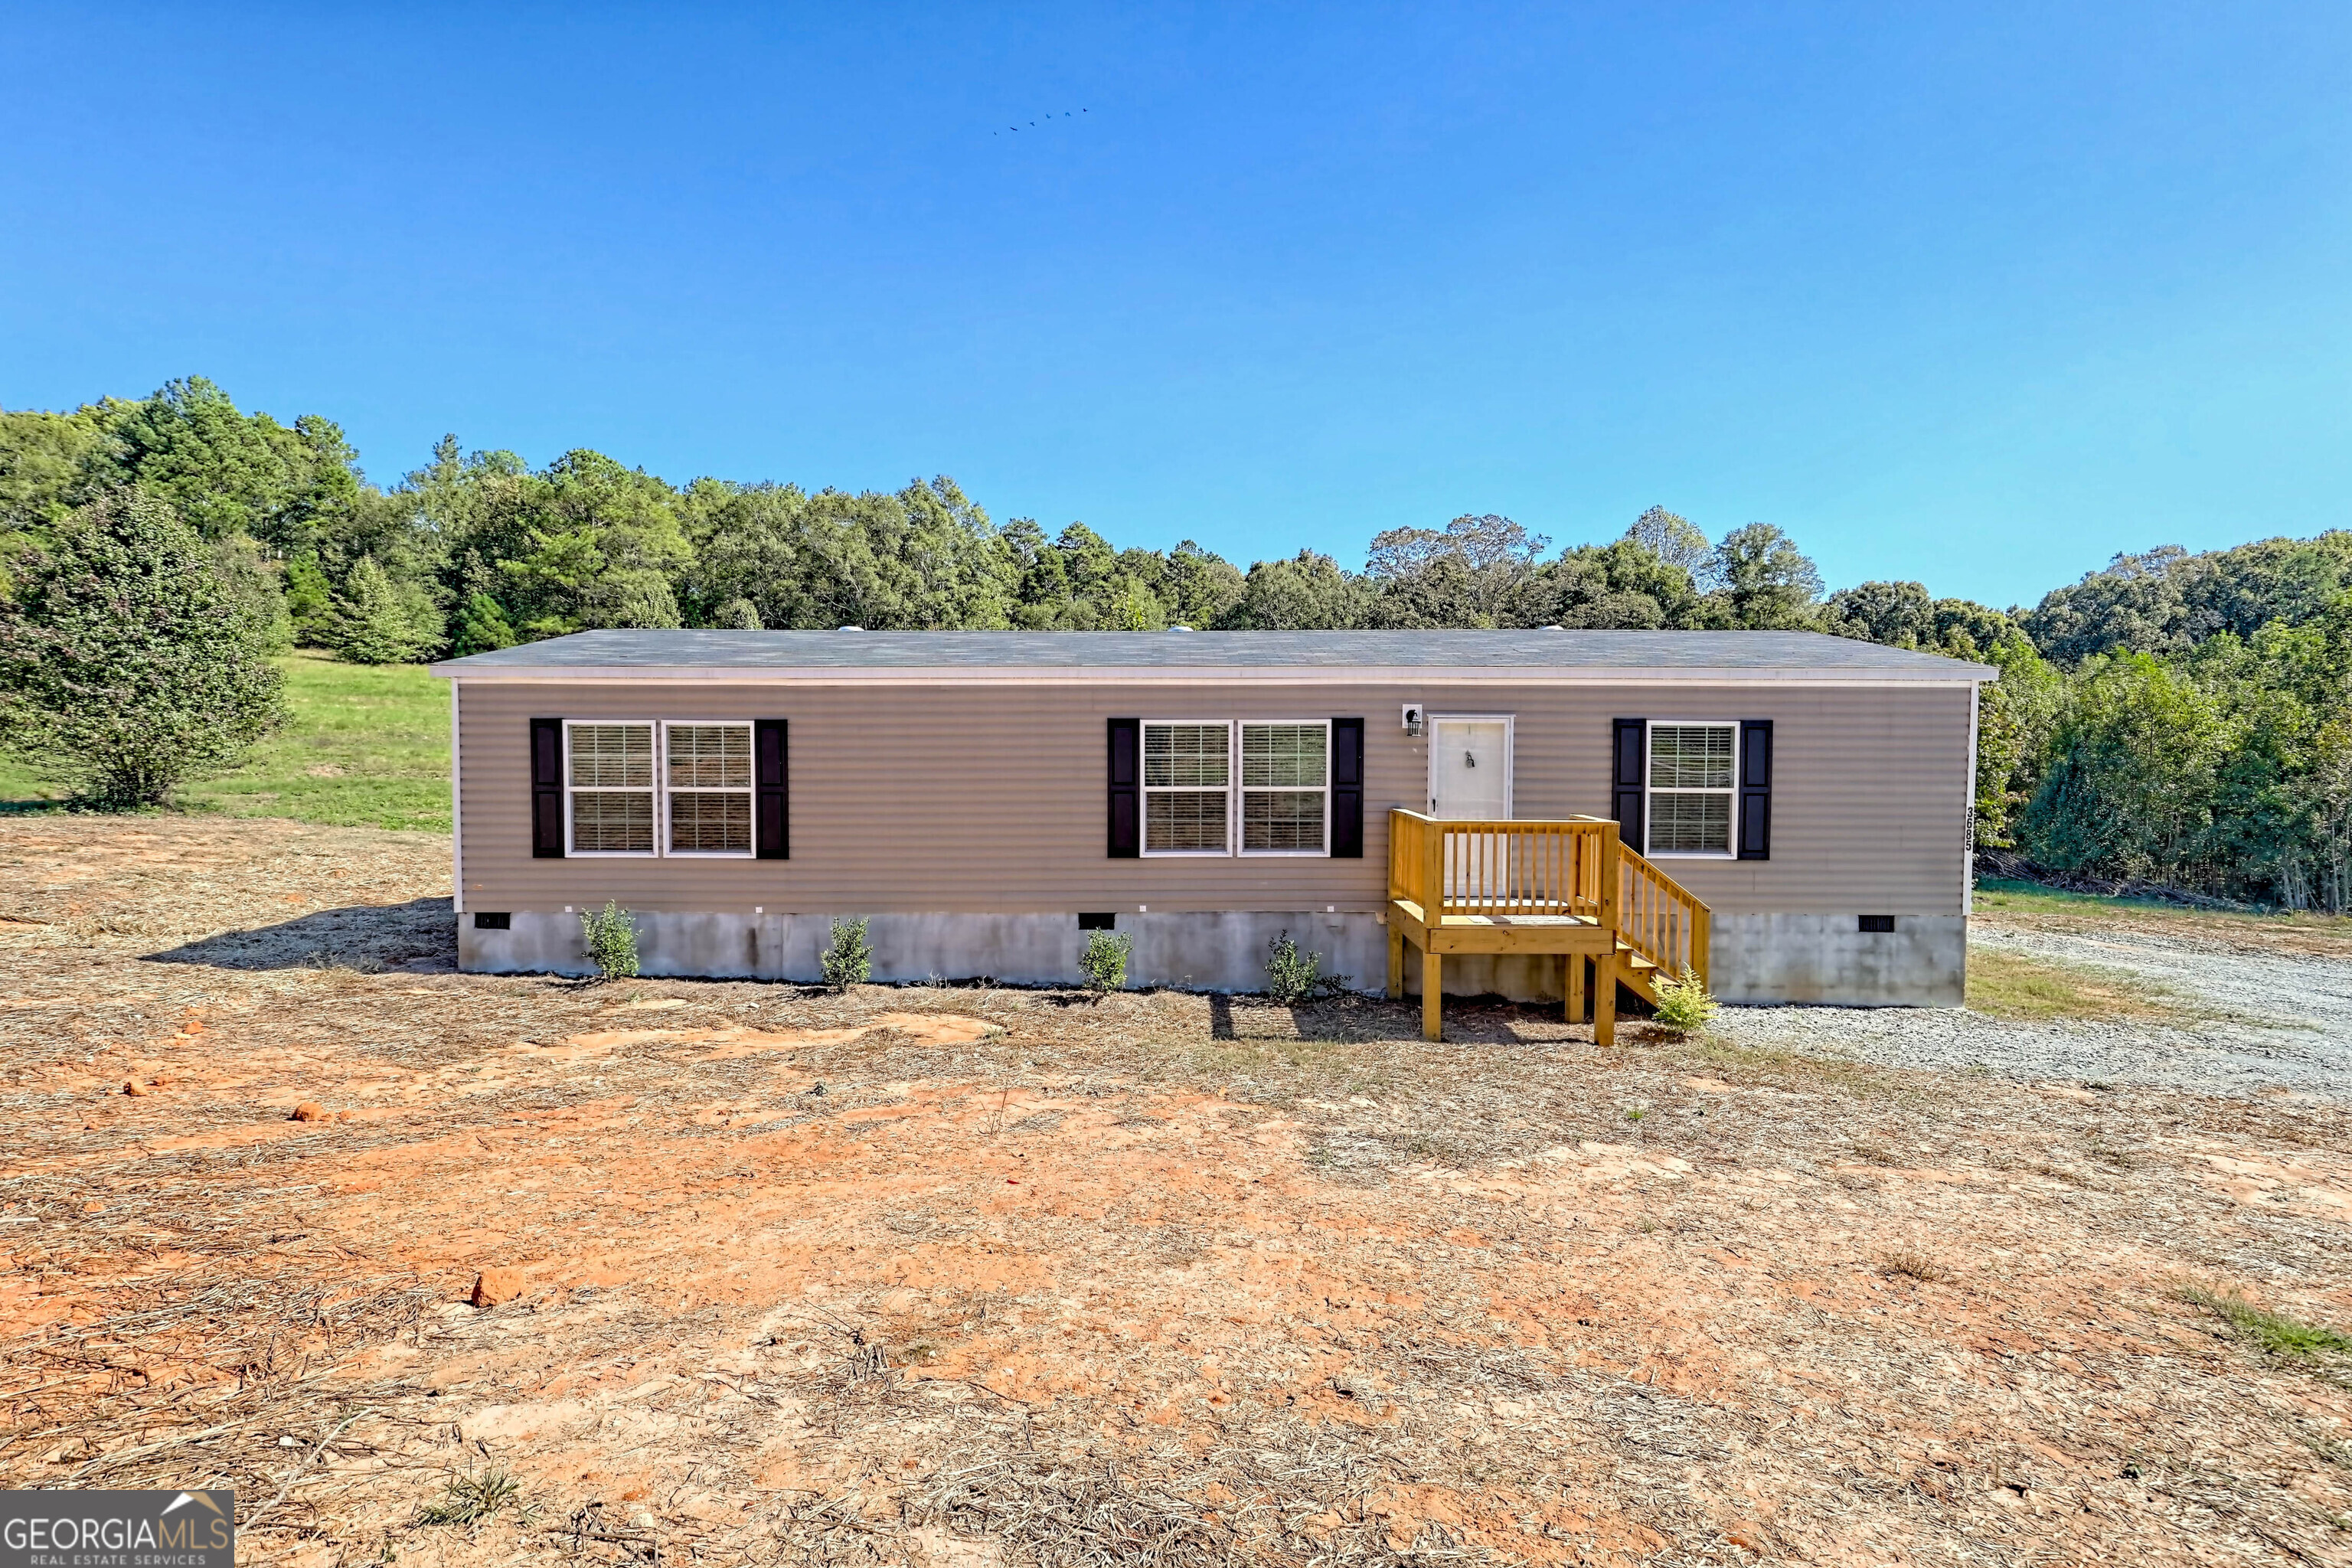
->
[2, 816, 2350, 1565]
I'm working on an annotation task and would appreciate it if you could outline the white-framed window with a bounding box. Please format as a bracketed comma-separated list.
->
[567, 722, 657, 855]
[665, 723, 754, 856]
[1139, 720, 1331, 857]
[1647, 722, 1737, 856]
[564, 720, 756, 858]
[1240, 720, 1329, 854]
[1143, 721, 1230, 854]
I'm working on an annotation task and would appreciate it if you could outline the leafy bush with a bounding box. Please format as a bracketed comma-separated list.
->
[1648, 966, 1719, 1034]
[822, 916, 873, 989]
[1264, 931, 1345, 1003]
[1079, 929, 1132, 993]
[0, 490, 289, 807]
[579, 901, 639, 979]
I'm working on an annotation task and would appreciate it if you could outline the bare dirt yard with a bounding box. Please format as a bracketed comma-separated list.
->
[4, 817, 2351, 1566]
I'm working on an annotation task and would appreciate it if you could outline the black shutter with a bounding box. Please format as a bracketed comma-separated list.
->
[1611, 718, 1646, 852]
[1330, 717, 1364, 858]
[755, 719, 789, 860]
[1108, 717, 1140, 858]
[530, 717, 564, 858]
[1738, 719, 1773, 861]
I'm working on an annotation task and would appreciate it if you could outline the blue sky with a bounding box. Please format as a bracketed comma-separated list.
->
[2, 3, 2346, 607]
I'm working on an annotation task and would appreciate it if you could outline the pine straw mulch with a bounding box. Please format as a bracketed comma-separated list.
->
[2, 814, 2351, 1566]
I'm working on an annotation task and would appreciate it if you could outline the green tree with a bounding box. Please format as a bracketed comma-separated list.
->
[1622, 505, 1714, 584]
[1706, 523, 1824, 629]
[1973, 630, 2063, 849]
[1159, 540, 1246, 628]
[684, 477, 1014, 631]
[329, 556, 445, 664]
[0, 491, 288, 806]
[450, 449, 691, 637]
[87, 377, 362, 547]
[1217, 550, 1374, 630]
[449, 591, 519, 655]
[0, 400, 127, 535]
[1365, 513, 1550, 627]
[283, 551, 336, 645]
[2023, 652, 2236, 884]
[1506, 535, 1704, 629]
[211, 534, 294, 654]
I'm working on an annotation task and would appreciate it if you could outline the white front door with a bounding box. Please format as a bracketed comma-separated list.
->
[1429, 718, 1510, 819]
[1429, 719, 1511, 900]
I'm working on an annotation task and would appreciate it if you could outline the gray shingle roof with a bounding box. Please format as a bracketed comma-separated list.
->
[436, 629, 1994, 679]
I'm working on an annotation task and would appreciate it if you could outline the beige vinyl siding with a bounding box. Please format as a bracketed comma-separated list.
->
[452, 678, 1974, 916]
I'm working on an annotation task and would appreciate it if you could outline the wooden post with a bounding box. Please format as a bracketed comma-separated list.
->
[1691, 901, 1711, 992]
[1566, 952, 1584, 1024]
[1594, 948, 1617, 1047]
[1423, 817, 1446, 922]
[1421, 946, 1443, 1042]
[1386, 923, 1404, 999]
[1596, 821, 1621, 1047]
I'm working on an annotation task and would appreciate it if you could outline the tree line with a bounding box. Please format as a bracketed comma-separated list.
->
[5, 377, 2350, 910]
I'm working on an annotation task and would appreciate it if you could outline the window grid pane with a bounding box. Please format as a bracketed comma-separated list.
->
[1243, 789, 1326, 852]
[670, 790, 752, 854]
[572, 790, 655, 852]
[570, 724, 654, 788]
[668, 724, 752, 789]
[1146, 791, 1229, 853]
[1241, 723, 1327, 788]
[1649, 792, 1731, 854]
[1145, 724, 1229, 788]
[1650, 725, 1735, 791]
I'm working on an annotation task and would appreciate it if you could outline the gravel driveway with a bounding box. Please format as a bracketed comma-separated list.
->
[1717, 917, 2352, 1100]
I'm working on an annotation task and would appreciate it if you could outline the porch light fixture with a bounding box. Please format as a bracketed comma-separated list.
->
[1401, 704, 1424, 737]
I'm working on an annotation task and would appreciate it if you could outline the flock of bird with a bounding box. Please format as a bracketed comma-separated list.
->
[996, 110, 1088, 133]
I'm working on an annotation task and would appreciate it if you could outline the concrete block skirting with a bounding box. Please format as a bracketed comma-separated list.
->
[459, 909, 1967, 1006]
[1705, 913, 1966, 1008]
[461, 910, 1392, 995]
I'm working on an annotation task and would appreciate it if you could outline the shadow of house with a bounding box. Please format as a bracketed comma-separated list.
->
[144, 897, 456, 973]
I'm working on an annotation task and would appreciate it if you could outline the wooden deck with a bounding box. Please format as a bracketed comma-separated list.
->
[1384, 811, 1710, 1044]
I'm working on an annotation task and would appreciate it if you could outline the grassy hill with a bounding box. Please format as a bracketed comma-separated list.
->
[0, 651, 451, 832]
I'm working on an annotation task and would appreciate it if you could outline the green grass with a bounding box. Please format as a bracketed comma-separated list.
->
[0, 651, 451, 832]
[2177, 1286, 2352, 1362]
[1974, 878, 2193, 917]
[1965, 946, 2208, 1024]
[1977, 876, 2352, 943]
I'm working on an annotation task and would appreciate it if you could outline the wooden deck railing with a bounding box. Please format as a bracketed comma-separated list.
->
[1389, 809, 1710, 988]
[1616, 841, 1710, 988]
[1388, 811, 1609, 919]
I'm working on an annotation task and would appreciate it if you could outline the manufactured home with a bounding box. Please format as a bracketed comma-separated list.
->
[432, 629, 1995, 1037]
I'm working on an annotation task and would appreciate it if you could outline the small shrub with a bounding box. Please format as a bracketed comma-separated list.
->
[579, 901, 639, 979]
[415, 1466, 520, 1527]
[1880, 1249, 1952, 1284]
[1649, 966, 1720, 1034]
[1079, 929, 1132, 994]
[1264, 931, 1345, 1003]
[822, 916, 873, 990]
